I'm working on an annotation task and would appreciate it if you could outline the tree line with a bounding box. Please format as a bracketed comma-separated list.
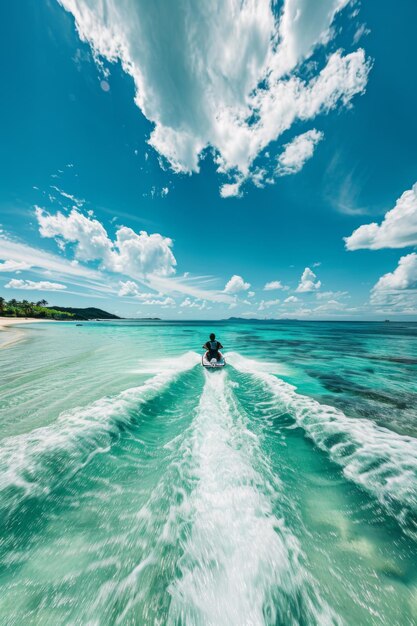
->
[0, 297, 74, 319]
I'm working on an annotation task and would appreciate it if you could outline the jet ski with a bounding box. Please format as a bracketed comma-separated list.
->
[202, 354, 226, 368]
[202, 352, 226, 368]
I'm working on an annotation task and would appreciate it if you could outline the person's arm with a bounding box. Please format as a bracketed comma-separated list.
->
[202, 342, 208, 349]
[218, 342, 223, 349]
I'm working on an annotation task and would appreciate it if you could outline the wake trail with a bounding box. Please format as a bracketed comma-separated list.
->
[228, 352, 417, 534]
[167, 369, 341, 626]
[0, 352, 199, 514]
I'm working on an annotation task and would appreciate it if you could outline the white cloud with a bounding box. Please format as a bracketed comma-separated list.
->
[345, 183, 417, 250]
[36, 206, 112, 262]
[0, 232, 232, 306]
[224, 274, 251, 294]
[296, 267, 321, 292]
[118, 280, 140, 297]
[59, 0, 369, 191]
[180, 297, 207, 310]
[314, 299, 345, 312]
[219, 181, 243, 198]
[0, 260, 32, 273]
[36, 207, 177, 277]
[369, 254, 417, 318]
[353, 23, 370, 45]
[270, 0, 351, 79]
[5, 279, 67, 291]
[258, 298, 280, 310]
[372, 253, 417, 292]
[0, 236, 101, 281]
[370, 290, 417, 315]
[145, 274, 233, 304]
[284, 295, 299, 303]
[263, 280, 284, 291]
[316, 290, 348, 300]
[117, 280, 159, 300]
[142, 297, 176, 307]
[276, 129, 323, 176]
[50, 186, 85, 207]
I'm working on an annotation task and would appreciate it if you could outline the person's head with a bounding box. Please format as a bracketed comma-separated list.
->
[210, 333, 215, 341]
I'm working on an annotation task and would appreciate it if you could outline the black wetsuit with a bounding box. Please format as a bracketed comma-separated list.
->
[204, 340, 222, 360]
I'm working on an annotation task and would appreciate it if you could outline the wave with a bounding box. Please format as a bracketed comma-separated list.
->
[167, 370, 341, 626]
[228, 352, 417, 533]
[0, 352, 199, 514]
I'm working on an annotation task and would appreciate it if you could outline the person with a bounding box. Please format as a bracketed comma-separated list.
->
[203, 333, 223, 362]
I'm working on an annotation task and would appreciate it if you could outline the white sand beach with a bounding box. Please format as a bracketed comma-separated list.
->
[0, 317, 55, 329]
[0, 317, 54, 349]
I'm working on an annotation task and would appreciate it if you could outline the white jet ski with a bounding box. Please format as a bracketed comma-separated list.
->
[202, 352, 226, 368]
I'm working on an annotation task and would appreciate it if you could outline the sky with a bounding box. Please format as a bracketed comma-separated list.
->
[1, 0, 417, 320]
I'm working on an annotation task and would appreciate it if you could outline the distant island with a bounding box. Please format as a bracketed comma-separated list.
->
[0, 297, 120, 321]
[50, 306, 121, 320]
[225, 316, 296, 322]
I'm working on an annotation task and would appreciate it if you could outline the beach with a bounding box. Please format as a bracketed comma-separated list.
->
[0, 317, 55, 349]
[0, 319, 416, 624]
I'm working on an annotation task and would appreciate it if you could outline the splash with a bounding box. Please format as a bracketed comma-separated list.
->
[167, 370, 340, 626]
[229, 352, 417, 533]
[0, 352, 199, 513]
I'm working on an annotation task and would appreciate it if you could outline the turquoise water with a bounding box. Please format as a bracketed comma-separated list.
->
[0, 320, 417, 625]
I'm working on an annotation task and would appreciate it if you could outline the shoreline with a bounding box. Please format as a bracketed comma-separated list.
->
[0, 317, 56, 350]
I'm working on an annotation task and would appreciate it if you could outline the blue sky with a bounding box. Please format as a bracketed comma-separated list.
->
[1, 0, 417, 319]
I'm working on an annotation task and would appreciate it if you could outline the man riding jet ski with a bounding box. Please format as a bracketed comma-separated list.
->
[202, 333, 226, 368]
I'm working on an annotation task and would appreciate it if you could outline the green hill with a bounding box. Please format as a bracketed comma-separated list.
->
[50, 306, 121, 320]
[0, 297, 120, 320]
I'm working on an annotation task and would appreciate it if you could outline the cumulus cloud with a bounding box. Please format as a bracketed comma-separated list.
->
[59, 0, 369, 191]
[372, 253, 417, 292]
[296, 267, 321, 292]
[220, 181, 243, 199]
[369, 254, 417, 318]
[180, 297, 207, 310]
[5, 279, 67, 291]
[142, 296, 176, 307]
[263, 280, 284, 290]
[118, 280, 140, 297]
[0, 260, 32, 272]
[284, 295, 299, 303]
[276, 129, 323, 176]
[345, 183, 417, 250]
[118, 280, 160, 300]
[36, 207, 177, 277]
[258, 298, 280, 310]
[224, 274, 251, 294]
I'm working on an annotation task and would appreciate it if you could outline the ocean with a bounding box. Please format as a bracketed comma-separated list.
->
[0, 319, 416, 625]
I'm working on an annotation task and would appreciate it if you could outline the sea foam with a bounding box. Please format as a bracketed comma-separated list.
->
[167, 370, 340, 626]
[228, 352, 417, 533]
[0, 352, 199, 513]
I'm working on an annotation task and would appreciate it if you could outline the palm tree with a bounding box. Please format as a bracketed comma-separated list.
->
[0, 297, 5, 314]
[36, 299, 48, 307]
[21, 300, 34, 317]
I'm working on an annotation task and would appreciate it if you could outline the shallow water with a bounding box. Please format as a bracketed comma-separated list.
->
[0, 319, 416, 624]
